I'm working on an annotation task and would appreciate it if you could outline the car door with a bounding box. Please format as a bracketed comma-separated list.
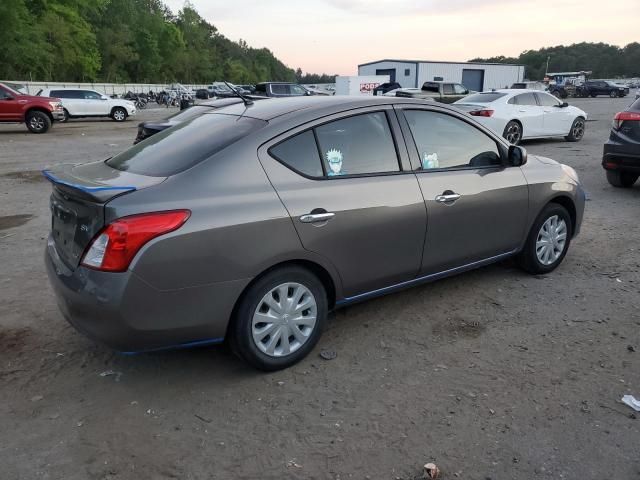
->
[0, 86, 22, 120]
[53, 90, 83, 116]
[508, 92, 544, 137]
[535, 92, 573, 135]
[82, 90, 108, 115]
[397, 106, 529, 275]
[258, 107, 427, 298]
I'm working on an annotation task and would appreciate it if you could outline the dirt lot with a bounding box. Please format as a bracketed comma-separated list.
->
[1, 97, 639, 480]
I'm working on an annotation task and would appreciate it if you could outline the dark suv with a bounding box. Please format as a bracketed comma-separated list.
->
[584, 80, 629, 98]
[602, 97, 640, 187]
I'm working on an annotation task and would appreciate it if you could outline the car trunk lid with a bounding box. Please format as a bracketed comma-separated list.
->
[44, 161, 165, 269]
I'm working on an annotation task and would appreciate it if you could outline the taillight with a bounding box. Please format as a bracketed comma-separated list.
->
[81, 210, 190, 272]
[613, 111, 640, 129]
[469, 109, 494, 117]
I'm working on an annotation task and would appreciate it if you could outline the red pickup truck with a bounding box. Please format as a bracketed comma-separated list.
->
[0, 82, 65, 133]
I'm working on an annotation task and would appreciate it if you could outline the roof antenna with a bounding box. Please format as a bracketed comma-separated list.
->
[224, 82, 253, 106]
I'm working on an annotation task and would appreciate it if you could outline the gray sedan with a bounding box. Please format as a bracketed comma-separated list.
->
[44, 96, 585, 370]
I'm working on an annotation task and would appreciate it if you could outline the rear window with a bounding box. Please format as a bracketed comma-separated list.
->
[460, 92, 507, 103]
[106, 113, 266, 177]
[165, 105, 212, 122]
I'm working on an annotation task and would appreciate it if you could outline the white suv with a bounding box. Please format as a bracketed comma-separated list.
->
[37, 88, 136, 122]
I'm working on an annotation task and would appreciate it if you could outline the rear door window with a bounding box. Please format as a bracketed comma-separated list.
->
[315, 112, 400, 176]
[269, 111, 400, 178]
[270, 130, 323, 177]
[106, 113, 266, 177]
[515, 93, 538, 106]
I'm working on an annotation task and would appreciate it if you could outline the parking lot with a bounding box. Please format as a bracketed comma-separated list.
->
[1, 96, 639, 479]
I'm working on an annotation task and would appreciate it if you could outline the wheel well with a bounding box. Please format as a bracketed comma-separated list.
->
[25, 107, 53, 121]
[549, 196, 576, 233]
[226, 259, 338, 337]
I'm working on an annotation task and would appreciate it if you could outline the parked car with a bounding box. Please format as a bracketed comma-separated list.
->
[236, 84, 256, 94]
[602, 97, 640, 188]
[373, 82, 402, 96]
[396, 81, 472, 103]
[0, 82, 65, 133]
[254, 82, 312, 98]
[454, 90, 587, 145]
[583, 80, 629, 98]
[134, 96, 268, 144]
[195, 89, 210, 100]
[44, 96, 585, 370]
[37, 88, 136, 122]
[206, 83, 238, 98]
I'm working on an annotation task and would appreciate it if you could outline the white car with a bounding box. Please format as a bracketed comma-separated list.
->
[453, 89, 587, 144]
[37, 88, 136, 122]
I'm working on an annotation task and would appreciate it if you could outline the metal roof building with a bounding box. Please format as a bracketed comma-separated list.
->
[358, 59, 526, 92]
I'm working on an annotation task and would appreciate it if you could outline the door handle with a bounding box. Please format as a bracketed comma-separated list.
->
[435, 193, 461, 204]
[300, 212, 335, 223]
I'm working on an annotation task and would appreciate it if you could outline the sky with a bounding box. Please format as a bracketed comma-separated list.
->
[164, 0, 640, 75]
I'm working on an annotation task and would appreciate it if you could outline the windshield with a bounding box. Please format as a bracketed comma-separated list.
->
[455, 92, 507, 104]
[107, 113, 266, 177]
[0, 83, 21, 96]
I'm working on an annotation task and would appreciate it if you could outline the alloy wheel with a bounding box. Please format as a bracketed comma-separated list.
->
[571, 119, 585, 140]
[535, 215, 567, 266]
[113, 110, 125, 121]
[251, 282, 317, 357]
[29, 116, 45, 131]
[505, 123, 521, 144]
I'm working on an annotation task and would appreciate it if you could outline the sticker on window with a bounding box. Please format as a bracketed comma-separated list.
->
[326, 149, 344, 176]
[422, 152, 439, 169]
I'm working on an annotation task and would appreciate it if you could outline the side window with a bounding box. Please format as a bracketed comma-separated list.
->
[453, 84, 468, 94]
[270, 84, 289, 95]
[290, 85, 306, 95]
[315, 112, 399, 176]
[0, 88, 12, 99]
[269, 130, 323, 177]
[442, 84, 455, 95]
[515, 93, 538, 106]
[536, 93, 561, 107]
[404, 110, 501, 170]
[83, 90, 101, 100]
[50, 90, 67, 98]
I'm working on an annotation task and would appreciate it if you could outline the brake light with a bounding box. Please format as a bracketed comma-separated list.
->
[81, 210, 190, 272]
[469, 109, 494, 117]
[613, 111, 640, 129]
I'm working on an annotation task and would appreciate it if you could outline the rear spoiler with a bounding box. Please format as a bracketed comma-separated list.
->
[42, 161, 164, 203]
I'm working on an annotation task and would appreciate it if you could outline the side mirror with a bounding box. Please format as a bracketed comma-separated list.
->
[101, 95, 108, 100]
[508, 145, 527, 167]
[561, 102, 569, 107]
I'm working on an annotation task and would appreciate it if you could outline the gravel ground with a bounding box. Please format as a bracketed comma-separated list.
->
[1, 97, 639, 480]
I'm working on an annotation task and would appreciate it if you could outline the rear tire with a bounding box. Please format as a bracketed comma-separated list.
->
[517, 203, 572, 274]
[229, 266, 328, 371]
[111, 107, 127, 122]
[565, 117, 585, 142]
[25, 111, 51, 133]
[606, 170, 638, 188]
[503, 121, 522, 145]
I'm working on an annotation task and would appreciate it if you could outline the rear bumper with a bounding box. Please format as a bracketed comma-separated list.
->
[45, 235, 248, 353]
[603, 142, 640, 173]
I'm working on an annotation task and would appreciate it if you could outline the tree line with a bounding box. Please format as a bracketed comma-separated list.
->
[470, 42, 640, 80]
[0, 0, 299, 84]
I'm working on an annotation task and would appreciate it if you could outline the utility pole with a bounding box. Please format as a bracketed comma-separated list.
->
[546, 56, 551, 75]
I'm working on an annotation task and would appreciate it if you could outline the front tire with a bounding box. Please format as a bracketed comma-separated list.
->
[229, 266, 328, 371]
[503, 120, 522, 145]
[610, 90, 618, 98]
[25, 111, 51, 133]
[565, 117, 585, 142]
[606, 170, 638, 188]
[111, 107, 127, 122]
[60, 108, 70, 123]
[517, 203, 572, 274]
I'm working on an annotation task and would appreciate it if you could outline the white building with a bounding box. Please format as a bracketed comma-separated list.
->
[358, 59, 525, 92]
